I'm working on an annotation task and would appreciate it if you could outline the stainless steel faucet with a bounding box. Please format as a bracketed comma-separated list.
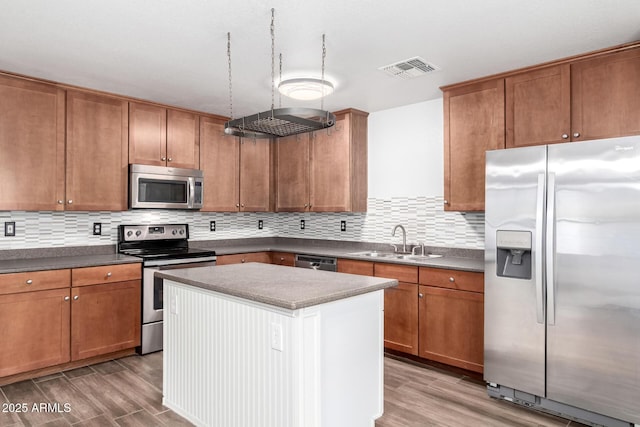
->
[391, 225, 407, 253]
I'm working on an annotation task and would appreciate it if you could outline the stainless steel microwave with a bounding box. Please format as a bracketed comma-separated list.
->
[129, 164, 203, 210]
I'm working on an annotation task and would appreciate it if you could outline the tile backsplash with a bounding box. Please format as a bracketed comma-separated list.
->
[0, 197, 484, 250]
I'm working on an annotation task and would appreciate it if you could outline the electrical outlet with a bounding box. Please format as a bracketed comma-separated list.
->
[258, 220, 263, 230]
[300, 219, 305, 230]
[270, 322, 283, 352]
[92, 222, 102, 235]
[4, 222, 15, 237]
[340, 220, 346, 232]
[210, 221, 216, 232]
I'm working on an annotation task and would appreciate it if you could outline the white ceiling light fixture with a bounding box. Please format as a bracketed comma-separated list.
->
[278, 77, 334, 100]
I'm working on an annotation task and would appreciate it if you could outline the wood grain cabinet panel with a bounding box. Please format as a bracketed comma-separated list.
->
[506, 65, 571, 148]
[419, 267, 484, 293]
[443, 79, 505, 212]
[571, 47, 640, 141]
[71, 263, 141, 287]
[270, 252, 295, 267]
[337, 259, 374, 276]
[275, 134, 310, 211]
[0, 75, 65, 211]
[418, 286, 484, 373]
[216, 252, 272, 265]
[129, 102, 199, 169]
[0, 269, 70, 295]
[0, 288, 71, 377]
[200, 117, 240, 211]
[66, 91, 129, 210]
[239, 139, 273, 212]
[71, 280, 141, 361]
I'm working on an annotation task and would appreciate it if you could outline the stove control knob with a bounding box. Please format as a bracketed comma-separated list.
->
[135, 230, 142, 237]
[179, 229, 185, 235]
[126, 231, 133, 237]
[172, 230, 177, 235]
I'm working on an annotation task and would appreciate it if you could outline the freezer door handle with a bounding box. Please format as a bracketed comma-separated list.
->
[546, 172, 556, 326]
[535, 173, 545, 324]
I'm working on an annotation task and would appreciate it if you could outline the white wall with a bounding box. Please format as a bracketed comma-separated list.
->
[368, 98, 444, 198]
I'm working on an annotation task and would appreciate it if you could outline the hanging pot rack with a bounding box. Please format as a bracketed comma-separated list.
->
[224, 8, 336, 139]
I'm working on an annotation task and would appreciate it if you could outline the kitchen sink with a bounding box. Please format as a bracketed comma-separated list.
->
[349, 251, 443, 261]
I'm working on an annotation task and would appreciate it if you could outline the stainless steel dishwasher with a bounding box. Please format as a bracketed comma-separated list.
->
[294, 254, 337, 271]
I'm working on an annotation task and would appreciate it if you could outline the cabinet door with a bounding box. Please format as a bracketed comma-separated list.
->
[310, 115, 350, 211]
[71, 280, 141, 361]
[276, 134, 310, 212]
[167, 109, 199, 169]
[384, 282, 419, 355]
[418, 285, 484, 372]
[200, 117, 240, 212]
[239, 139, 272, 212]
[0, 288, 70, 377]
[0, 75, 65, 211]
[66, 91, 128, 211]
[443, 79, 505, 211]
[506, 65, 571, 148]
[129, 102, 167, 166]
[571, 48, 640, 141]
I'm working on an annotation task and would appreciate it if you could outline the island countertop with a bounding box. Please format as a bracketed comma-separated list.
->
[156, 262, 398, 310]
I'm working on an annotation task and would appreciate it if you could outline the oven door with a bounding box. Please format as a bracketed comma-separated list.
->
[143, 260, 216, 323]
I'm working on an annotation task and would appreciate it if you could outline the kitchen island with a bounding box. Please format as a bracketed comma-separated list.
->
[156, 263, 398, 427]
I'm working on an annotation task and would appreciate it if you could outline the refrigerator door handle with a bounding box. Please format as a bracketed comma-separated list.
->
[535, 173, 545, 324]
[546, 172, 556, 326]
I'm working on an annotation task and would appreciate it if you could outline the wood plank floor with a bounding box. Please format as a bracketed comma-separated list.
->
[0, 352, 588, 426]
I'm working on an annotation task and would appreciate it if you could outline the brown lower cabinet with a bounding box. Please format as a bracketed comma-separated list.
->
[0, 264, 141, 379]
[339, 258, 485, 372]
[216, 252, 272, 265]
[270, 252, 295, 267]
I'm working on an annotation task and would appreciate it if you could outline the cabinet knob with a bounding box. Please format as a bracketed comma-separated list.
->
[168, 157, 172, 162]
[561, 134, 569, 139]
[241, 259, 246, 263]
[68, 200, 73, 204]
[443, 200, 449, 205]
[241, 204, 245, 208]
[419, 293, 424, 298]
[304, 203, 308, 207]
[236, 203, 240, 208]
[449, 277, 455, 282]
[57, 200, 64, 204]
[73, 295, 79, 300]
[161, 157, 166, 161]
[26, 279, 33, 285]
[573, 132, 580, 138]
[64, 296, 70, 301]
[106, 272, 112, 278]
[280, 257, 284, 261]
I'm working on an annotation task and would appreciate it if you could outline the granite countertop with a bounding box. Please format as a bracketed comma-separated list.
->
[0, 254, 141, 274]
[192, 240, 485, 273]
[157, 263, 398, 310]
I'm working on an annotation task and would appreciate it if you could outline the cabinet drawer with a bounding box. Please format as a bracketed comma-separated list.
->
[0, 269, 71, 295]
[338, 259, 374, 276]
[374, 263, 418, 283]
[418, 267, 483, 293]
[216, 252, 272, 265]
[270, 252, 295, 267]
[72, 263, 141, 287]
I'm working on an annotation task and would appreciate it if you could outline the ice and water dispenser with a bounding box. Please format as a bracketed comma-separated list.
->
[496, 230, 532, 280]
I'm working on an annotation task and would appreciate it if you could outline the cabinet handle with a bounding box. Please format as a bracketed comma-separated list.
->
[161, 157, 166, 161]
[449, 277, 455, 282]
[236, 203, 240, 208]
[57, 200, 64, 204]
[73, 295, 79, 300]
[280, 257, 284, 261]
[443, 200, 449, 205]
[241, 204, 245, 208]
[68, 200, 73, 204]
[168, 157, 172, 162]
[573, 132, 580, 138]
[304, 203, 308, 207]
[64, 296, 70, 301]
[561, 134, 569, 139]
[419, 293, 424, 298]
[241, 259, 246, 263]
[106, 272, 112, 278]
[26, 279, 33, 285]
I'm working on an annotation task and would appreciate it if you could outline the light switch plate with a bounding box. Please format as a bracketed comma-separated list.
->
[4, 222, 15, 237]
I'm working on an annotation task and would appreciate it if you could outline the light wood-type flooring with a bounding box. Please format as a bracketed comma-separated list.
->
[0, 352, 589, 426]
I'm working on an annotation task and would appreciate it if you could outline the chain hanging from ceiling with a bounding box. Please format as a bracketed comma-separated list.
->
[224, 8, 335, 139]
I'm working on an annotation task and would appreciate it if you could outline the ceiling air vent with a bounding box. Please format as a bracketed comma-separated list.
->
[378, 57, 439, 79]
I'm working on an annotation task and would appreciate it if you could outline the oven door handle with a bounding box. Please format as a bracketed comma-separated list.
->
[144, 256, 217, 267]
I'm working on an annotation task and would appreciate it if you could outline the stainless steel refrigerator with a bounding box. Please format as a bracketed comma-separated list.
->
[485, 135, 640, 427]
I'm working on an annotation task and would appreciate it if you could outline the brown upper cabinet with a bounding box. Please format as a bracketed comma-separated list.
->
[200, 117, 273, 212]
[0, 75, 65, 211]
[443, 79, 505, 212]
[129, 102, 200, 169]
[66, 91, 129, 211]
[276, 109, 368, 212]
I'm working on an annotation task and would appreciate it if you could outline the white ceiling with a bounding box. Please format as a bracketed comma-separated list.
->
[1, 1, 639, 118]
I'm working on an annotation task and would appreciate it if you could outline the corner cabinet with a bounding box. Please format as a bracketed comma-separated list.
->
[129, 102, 200, 169]
[0, 75, 65, 211]
[66, 91, 129, 210]
[276, 109, 368, 212]
[443, 79, 505, 212]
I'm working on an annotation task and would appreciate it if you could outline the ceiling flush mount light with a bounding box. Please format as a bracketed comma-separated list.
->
[278, 78, 334, 101]
[224, 9, 335, 139]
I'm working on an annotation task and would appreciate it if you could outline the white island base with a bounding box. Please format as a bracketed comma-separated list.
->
[162, 279, 384, 427]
